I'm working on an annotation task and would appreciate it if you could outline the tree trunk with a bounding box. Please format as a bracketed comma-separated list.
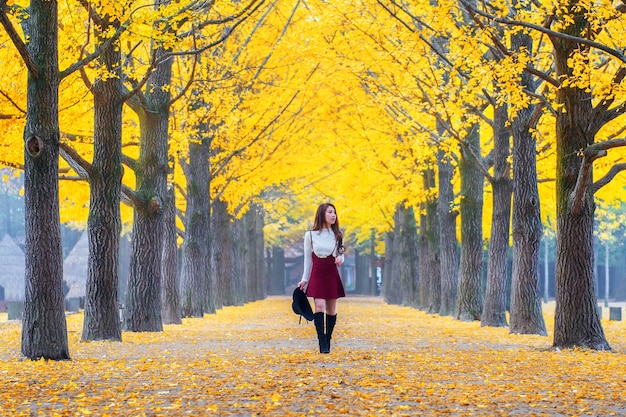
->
[481, 104, 512, 328]
[124, 31, 173, 331]
[456, 125, 484, 321]
[124, 109, 166, 332]
[82, 21, 123, 341]
[509, 2, 548, 336]
[509, 103, 546, 335]
[244, 204, 265, 301]
[180, 140, 210, 317]
[382, 217, 402, 305]
[232, 216, 246, 305]
[210, 199, 235, 307]
[509, 25, 546, 335]
[437, 149, 458, 316]
[267, 246, 285, 295]
[161, 183, 181, 324]
[20, 0, 70, 360]
[420, 170, 440, 313]
[552, 20, 609, 349]
[400, 205, 419, 307]
[355, 248, 370, 294]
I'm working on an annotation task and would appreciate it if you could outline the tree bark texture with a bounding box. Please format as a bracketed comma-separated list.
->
[481, 104, 512, 328]
[509, 103, 546, 335]
[437, 150, 459, 316]
[509, 58, 547, 336]
[20, 0, 70, 360]
[124, 107, 166, 332]
[456, 125, 485, 321]
[124, 31, 174, 331]
[552, 18, 609, 349]
[180, 140, 210, 317]
[508, 24, 547, 335]
[397, 205, 419, 307]
[211, 199, 235, 307]
[82, 24, 123, 341]
[161, 184, 181, 324]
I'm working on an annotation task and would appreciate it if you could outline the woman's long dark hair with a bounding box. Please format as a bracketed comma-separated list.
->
[312, 203, 344, 253]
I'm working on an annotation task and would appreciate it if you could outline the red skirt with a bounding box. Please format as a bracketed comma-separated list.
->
[306, 253, 345, 299]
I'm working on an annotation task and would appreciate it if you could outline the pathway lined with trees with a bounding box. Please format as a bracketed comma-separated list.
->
[1, 296, 625, 416]
[1, 0, 625, 361]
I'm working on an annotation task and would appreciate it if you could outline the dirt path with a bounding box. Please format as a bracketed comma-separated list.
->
[1, 296, 625, 416]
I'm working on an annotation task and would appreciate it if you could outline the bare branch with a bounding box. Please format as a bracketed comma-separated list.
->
[59, 141, 92, 178]
[572, 138, 626, 213]
[593, 163, 626, 192]
[0, 3, 38, 78]
[121, 154, 137, 172]
[0, 89, 26, 114]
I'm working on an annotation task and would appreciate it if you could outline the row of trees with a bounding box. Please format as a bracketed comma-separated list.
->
[1, 0, 625, 360]
[364, 0, 626, 350]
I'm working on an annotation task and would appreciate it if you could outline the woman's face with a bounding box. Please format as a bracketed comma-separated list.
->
[324, 206, 337, 227]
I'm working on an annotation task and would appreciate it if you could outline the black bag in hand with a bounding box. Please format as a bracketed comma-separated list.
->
[292, 287, 314, 323]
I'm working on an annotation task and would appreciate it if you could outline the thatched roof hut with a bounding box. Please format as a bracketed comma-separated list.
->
[0, 234, 25, 301]
[63, 230, 88, 299]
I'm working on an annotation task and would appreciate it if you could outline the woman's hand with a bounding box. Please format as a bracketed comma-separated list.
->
[298, 280, 307, 290]
[334, 256, 344, 266]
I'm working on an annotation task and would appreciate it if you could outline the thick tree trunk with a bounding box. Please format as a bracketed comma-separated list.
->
[508, 23, 547, 335]
[400, 205, 419, 307]
[161, 184, 181, 324]
[211, 199, 235, 307]
[244, 204, 265, 302]
[124, 34, 173, 331]
[180, 140, 210, 317]
[456, 125, 484, 321]
[124, 109, 166, 332]
[20, 0, 70, 360]
[552, 23, 609, 349]
[82, 24, 123, 341]
[437, 150, 458, 316]
[510, 103, 546, 335]
[481, 104, 512, 328]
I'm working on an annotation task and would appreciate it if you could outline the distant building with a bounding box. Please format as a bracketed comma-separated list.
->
[63, 231, 88, 310]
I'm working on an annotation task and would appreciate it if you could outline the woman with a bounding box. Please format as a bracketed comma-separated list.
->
[298, 203, 345, 354]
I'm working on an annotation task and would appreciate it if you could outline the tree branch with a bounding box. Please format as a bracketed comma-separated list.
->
[59, 141, 92, 178]
[458, 0, 626, 64]
[572, 138, 626, 213]
[593, 163, 626, 193]
[0, 3, 38, 78]
[60, 19, 131, 80]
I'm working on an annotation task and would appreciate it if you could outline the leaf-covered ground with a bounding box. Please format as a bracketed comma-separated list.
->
[1, 296, 625, 416]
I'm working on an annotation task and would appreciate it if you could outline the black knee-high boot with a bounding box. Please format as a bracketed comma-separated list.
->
[314, 312, 328, 353]
[326, 314, 337, 352]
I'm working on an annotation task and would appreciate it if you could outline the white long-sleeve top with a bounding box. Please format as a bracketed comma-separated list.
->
[301, 228, 345, 283]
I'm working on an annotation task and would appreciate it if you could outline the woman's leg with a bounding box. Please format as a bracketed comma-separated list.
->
[314, 298, 326, 313]
[325, 299, 337, 315]
[325, 299, 338, 352]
